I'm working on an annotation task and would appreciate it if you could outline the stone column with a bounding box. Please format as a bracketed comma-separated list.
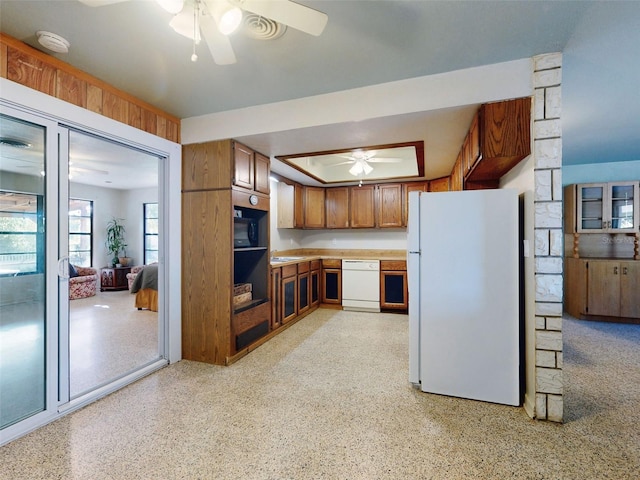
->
[532, 53, 564, 422]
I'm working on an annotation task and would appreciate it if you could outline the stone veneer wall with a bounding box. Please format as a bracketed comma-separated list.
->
[532, 53, 564, 422]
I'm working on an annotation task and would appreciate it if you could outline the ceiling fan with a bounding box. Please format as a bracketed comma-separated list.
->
[79, 0, 328, 65]
[332, 150, 404, 177]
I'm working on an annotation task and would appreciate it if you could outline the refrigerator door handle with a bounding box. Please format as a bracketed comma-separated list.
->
[408, 250, 420, 255]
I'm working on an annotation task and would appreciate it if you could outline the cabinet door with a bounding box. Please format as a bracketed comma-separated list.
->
[577, 183, 606, 232]
[429, 176, 450, 192]
[587, 260, 620, 317]
[233, 142, 254, 190]
[310, 269, 320, 307]
[403, 182, 428, 226]
[298, 272, 310, 315]
[350, 185, 376, 228]
[304, 187, 325, 228]
[325, 187, 350, 228]
[277, 182, 295, 228]
[377, 183, 403, 228]
[620, 261, 640, 318]
[282, 275, 297, 323]
[294, 184, 305, 228]
[608, 182, 638, 232]
[467, 112, 481, 174]
[254, 152, 270, 195]
[271, 267, 282, 329]
[380, 270, 408, 310]
[322, 268, 342, 304]
[450, 152, 463, 191]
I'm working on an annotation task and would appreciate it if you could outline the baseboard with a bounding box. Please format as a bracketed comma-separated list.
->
[523, 393, 536, 419]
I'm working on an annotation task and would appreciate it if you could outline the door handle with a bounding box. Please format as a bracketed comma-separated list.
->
[58, 256, 70, 279]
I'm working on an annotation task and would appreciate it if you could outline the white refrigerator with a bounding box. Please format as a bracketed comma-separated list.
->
[407, 189, 520, 406]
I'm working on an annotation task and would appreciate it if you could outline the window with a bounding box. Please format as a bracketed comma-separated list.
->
[0, 191, 44, 275]
[69, 198, 93, 267]
[144, 203, 158, 264]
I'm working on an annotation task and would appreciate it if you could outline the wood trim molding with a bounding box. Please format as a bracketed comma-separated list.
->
[0, 33, 180, 143]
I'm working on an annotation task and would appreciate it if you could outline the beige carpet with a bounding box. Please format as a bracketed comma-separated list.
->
[0, 309, 638, 479]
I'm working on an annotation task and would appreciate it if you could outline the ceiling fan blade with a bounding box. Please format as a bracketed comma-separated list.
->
[233, 0, 328, 36]
[366, 157, 404, 163]
[78, 0, 129, 6]
[199, 13, 237, 65]
[327, 161, 354, 167]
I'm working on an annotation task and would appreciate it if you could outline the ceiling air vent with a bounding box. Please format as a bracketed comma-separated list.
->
[242, 14, 287, 40]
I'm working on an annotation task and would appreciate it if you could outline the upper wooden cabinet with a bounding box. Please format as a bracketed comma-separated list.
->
[377, 183, 403, 228]
[294, 184, 305, 228]
[232, 141, 270, 195]
[304, 186, 326, 228]
[233, 141, 255, 190]
[450, 152, 464, 192]
[565, 182, 639, 233]
[403, 182, 428, 226]
[429, 176, 451, 192]
[183, 140, 234, 191]
[254, 152, 270, 194]
[277, 182, 295, 228]
[465, 97, 531, 183]
[326, 187, 350, 229]
[350, 185, 376, 228]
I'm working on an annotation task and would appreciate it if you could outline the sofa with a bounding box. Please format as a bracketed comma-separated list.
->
[126, 265, 144, 291]
[69, 265, 98, 300]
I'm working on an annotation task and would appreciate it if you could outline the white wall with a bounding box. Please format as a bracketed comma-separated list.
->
[562, 159, 640, 185]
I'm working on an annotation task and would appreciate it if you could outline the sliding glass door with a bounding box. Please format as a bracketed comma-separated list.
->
[0, 112, 53, 430]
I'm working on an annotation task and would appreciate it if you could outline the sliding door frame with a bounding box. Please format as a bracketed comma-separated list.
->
[0, 78, 182, 446]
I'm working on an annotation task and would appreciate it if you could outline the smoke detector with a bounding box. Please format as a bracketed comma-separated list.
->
[36, 31, 70, 53]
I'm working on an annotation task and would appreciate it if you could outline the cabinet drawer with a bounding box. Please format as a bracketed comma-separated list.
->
[297, 261, 310, 274]
[282, 264, 297, 278]
[233, 301, 270, 335]
[322, 259, 341, 268]
[380, 260, 406, 271]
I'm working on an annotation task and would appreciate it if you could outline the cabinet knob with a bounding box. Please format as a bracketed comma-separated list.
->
[613, 266, 618, 275]
[623, 266, 628, 275]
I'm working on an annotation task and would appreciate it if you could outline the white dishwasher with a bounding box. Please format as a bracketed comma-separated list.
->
[342, 259, 380, 312]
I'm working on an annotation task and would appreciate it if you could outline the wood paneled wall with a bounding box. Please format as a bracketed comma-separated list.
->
[0, 33, 180, 143]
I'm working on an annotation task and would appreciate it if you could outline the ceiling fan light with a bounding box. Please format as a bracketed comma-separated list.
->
[156, 0, 184, 15]
[362, 162, 373, 175]
[217, 5, 243, 35]
[349, 163, 363, 176]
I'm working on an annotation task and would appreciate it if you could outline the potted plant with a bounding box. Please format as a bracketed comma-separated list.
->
[105, 217, 128, 267]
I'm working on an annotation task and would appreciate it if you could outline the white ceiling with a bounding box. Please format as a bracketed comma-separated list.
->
[1, 0, 639, 187]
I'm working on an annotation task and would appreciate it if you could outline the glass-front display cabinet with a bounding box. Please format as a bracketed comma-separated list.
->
[576, 182, 639, 233]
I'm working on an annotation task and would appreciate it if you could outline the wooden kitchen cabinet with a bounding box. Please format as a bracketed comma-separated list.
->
[304, 186, 326, 228]
[377, 183, 403, 228]
[565, 257, 640, 320]
[297, 262, 310, 316]
[310, 260, 321, 308]
[282, 264, 298, 324]
[325, 187, 350, 228]
[294, 184, 305, 228]
[350, 185, 376, 228]
[403, 182, 428, 226]
[254, 151, 270, 194]
[233, 141, 271, 194]
[271, 267, 282, 329]
[429, 176, 450, 192]
[322, 259, 342, 304]
[465, 97, 531, 183]
[380, 260, 408, 310]
[450, 152, 463, 191]
[233, 141, 254, 190]
[182, 139, 271, 366]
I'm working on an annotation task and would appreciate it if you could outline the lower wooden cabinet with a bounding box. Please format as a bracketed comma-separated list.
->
[321, 259, 342, 304]
[271, 267, 282, 329]
[282, 264, 297, 324]
[565, 257, 640, 319]
[310, 261, 321, 308]
[380, 260, 408, 310]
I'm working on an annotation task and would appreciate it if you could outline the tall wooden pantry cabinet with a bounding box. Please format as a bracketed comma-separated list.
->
[182, 139, 271, 365]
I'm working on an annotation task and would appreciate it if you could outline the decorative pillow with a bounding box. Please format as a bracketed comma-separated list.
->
[69, 264, 79, 278]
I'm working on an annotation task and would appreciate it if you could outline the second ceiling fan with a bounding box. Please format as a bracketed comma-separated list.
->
[80, 0, 328, 65]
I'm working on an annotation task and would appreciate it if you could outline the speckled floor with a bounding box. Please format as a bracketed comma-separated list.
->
[0, 309, 638, 479]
